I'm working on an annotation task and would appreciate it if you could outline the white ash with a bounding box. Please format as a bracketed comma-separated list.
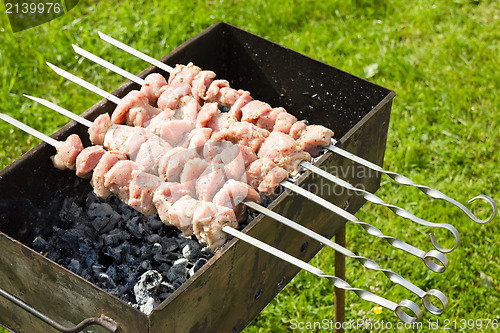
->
[31, 190, 215, 313]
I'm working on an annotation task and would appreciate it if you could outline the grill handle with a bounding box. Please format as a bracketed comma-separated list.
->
[0, 287, 120, 333]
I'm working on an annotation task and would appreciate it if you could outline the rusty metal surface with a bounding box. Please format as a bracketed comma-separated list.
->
[0, 23, 393, 332]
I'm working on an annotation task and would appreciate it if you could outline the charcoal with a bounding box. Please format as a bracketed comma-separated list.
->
[147, 234, 161, 244]
[126, 217, 142, 238]
[165, 251, 182, 261]
[167, 258, 189, 281]
[189, 258, 208, 277]
[92, 263, 105, 276]
[161, 237, 178, 252]
[182, 241, 201, 260]
[200, 246, 214, 257]
[104, 246, 123, 261]
[104, 232, 125, 247]
[134, 270, 162, 303]
[88, 202, 120, 232]
[157, 263, 170, 273]
[158, 292, 172, 300]
[137, 222, 145, 235]
[98, 273, 117, 289]
[107, 287, 121, 297]
[140, 245, 151, 259]
[32, 236, 47, 250]
[125, 253, 137, 265]
[30, 191, 215, 315]
[176, 237, 192, 249]
[151, 243, 162, 255]
[171, 277, 187, 289]
[139, 297, 159, 315]
[106, 265, 117, 281]
[128, 244, 141, 257]
[154, 253, 170, 264]
[67, 258, 81, 274]
[59, 198, 82, 223]
[140, 260, 152, 271]
[146, 214, 164, 231]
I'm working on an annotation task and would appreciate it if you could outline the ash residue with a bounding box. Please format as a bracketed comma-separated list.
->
[31, 191, 214, 314]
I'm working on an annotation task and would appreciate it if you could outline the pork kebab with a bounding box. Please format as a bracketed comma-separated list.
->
[65, 45, 468, 255]
[93, 31, 497, 229]
[26, 93, 450, 278]
[0, 112, 436, 321]
[43, 60, 458, 264]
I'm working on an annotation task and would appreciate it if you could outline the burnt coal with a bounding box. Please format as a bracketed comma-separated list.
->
[30, 190, 215, 314]
[134, 270, 162, 315]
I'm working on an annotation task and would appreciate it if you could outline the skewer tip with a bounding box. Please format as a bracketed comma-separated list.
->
[46, 62, 58, 72]
[22, 93, 40, 102]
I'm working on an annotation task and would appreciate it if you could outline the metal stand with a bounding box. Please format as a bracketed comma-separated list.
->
[335, 224, 346, 333]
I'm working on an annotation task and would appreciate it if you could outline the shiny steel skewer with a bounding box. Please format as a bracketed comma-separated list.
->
[25, 95, 448, 314]
[97, 30, 497, 227]
[0, 113, 59, 147]
[45, 62, 449, 273]
[244, 201, 447, 314]
[224, 226, 423, 324]
[327, 144, 497, 225]
[301, 161, 460, 253]
[3, 109, 425, 322]
[71, 44, 460, 254]
[281, 181, 449, 273]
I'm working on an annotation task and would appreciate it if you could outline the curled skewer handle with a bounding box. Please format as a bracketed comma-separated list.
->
[245, 201, 448, 314]
[281, 181, 449, 273]
[328, 143, 497, 225]
[422, 289, 449, 316]
[222, 226, 423, 324]
[301, 161, 460, 253]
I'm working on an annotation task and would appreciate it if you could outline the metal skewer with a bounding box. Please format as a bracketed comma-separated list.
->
[74, 45, 460, 253]
[0, 113, 59, 147]
[281, 180, 449, 273]
[1, 111, 424, 323]
[223, 226, 423, 324]
[300, 161, 460, 253]
[327, 144, 497, 225]
[25, 94, 449, 314]
[44, 62, 450, 273]
[97, 31, 174, 74]
[73, 41, 462, 254]
[96, 31, 497, 227]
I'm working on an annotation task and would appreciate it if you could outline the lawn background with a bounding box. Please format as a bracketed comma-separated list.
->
[0, 0, 498, 332]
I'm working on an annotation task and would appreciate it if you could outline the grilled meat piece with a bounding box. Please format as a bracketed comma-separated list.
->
[211, 122, 269, 153]
[258, 131, 311, 176]
[51, 134, 84, 170]
[246, 157, 288, 197]
[76, 145, 106, 179]
[297, 125, 334, 157]
[112, 90, 161, 127]
[140, 73, 168, 104]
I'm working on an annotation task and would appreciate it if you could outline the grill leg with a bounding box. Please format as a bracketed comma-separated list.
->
[334, 223, 346, 333]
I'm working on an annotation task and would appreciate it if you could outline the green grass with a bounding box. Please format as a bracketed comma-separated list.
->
[0, 0, 498, 332]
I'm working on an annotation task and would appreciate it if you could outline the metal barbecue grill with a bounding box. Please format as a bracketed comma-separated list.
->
[0, 23, 495, 333]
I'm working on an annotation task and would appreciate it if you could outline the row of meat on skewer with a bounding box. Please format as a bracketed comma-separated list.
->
[48, 62, 334, 250]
